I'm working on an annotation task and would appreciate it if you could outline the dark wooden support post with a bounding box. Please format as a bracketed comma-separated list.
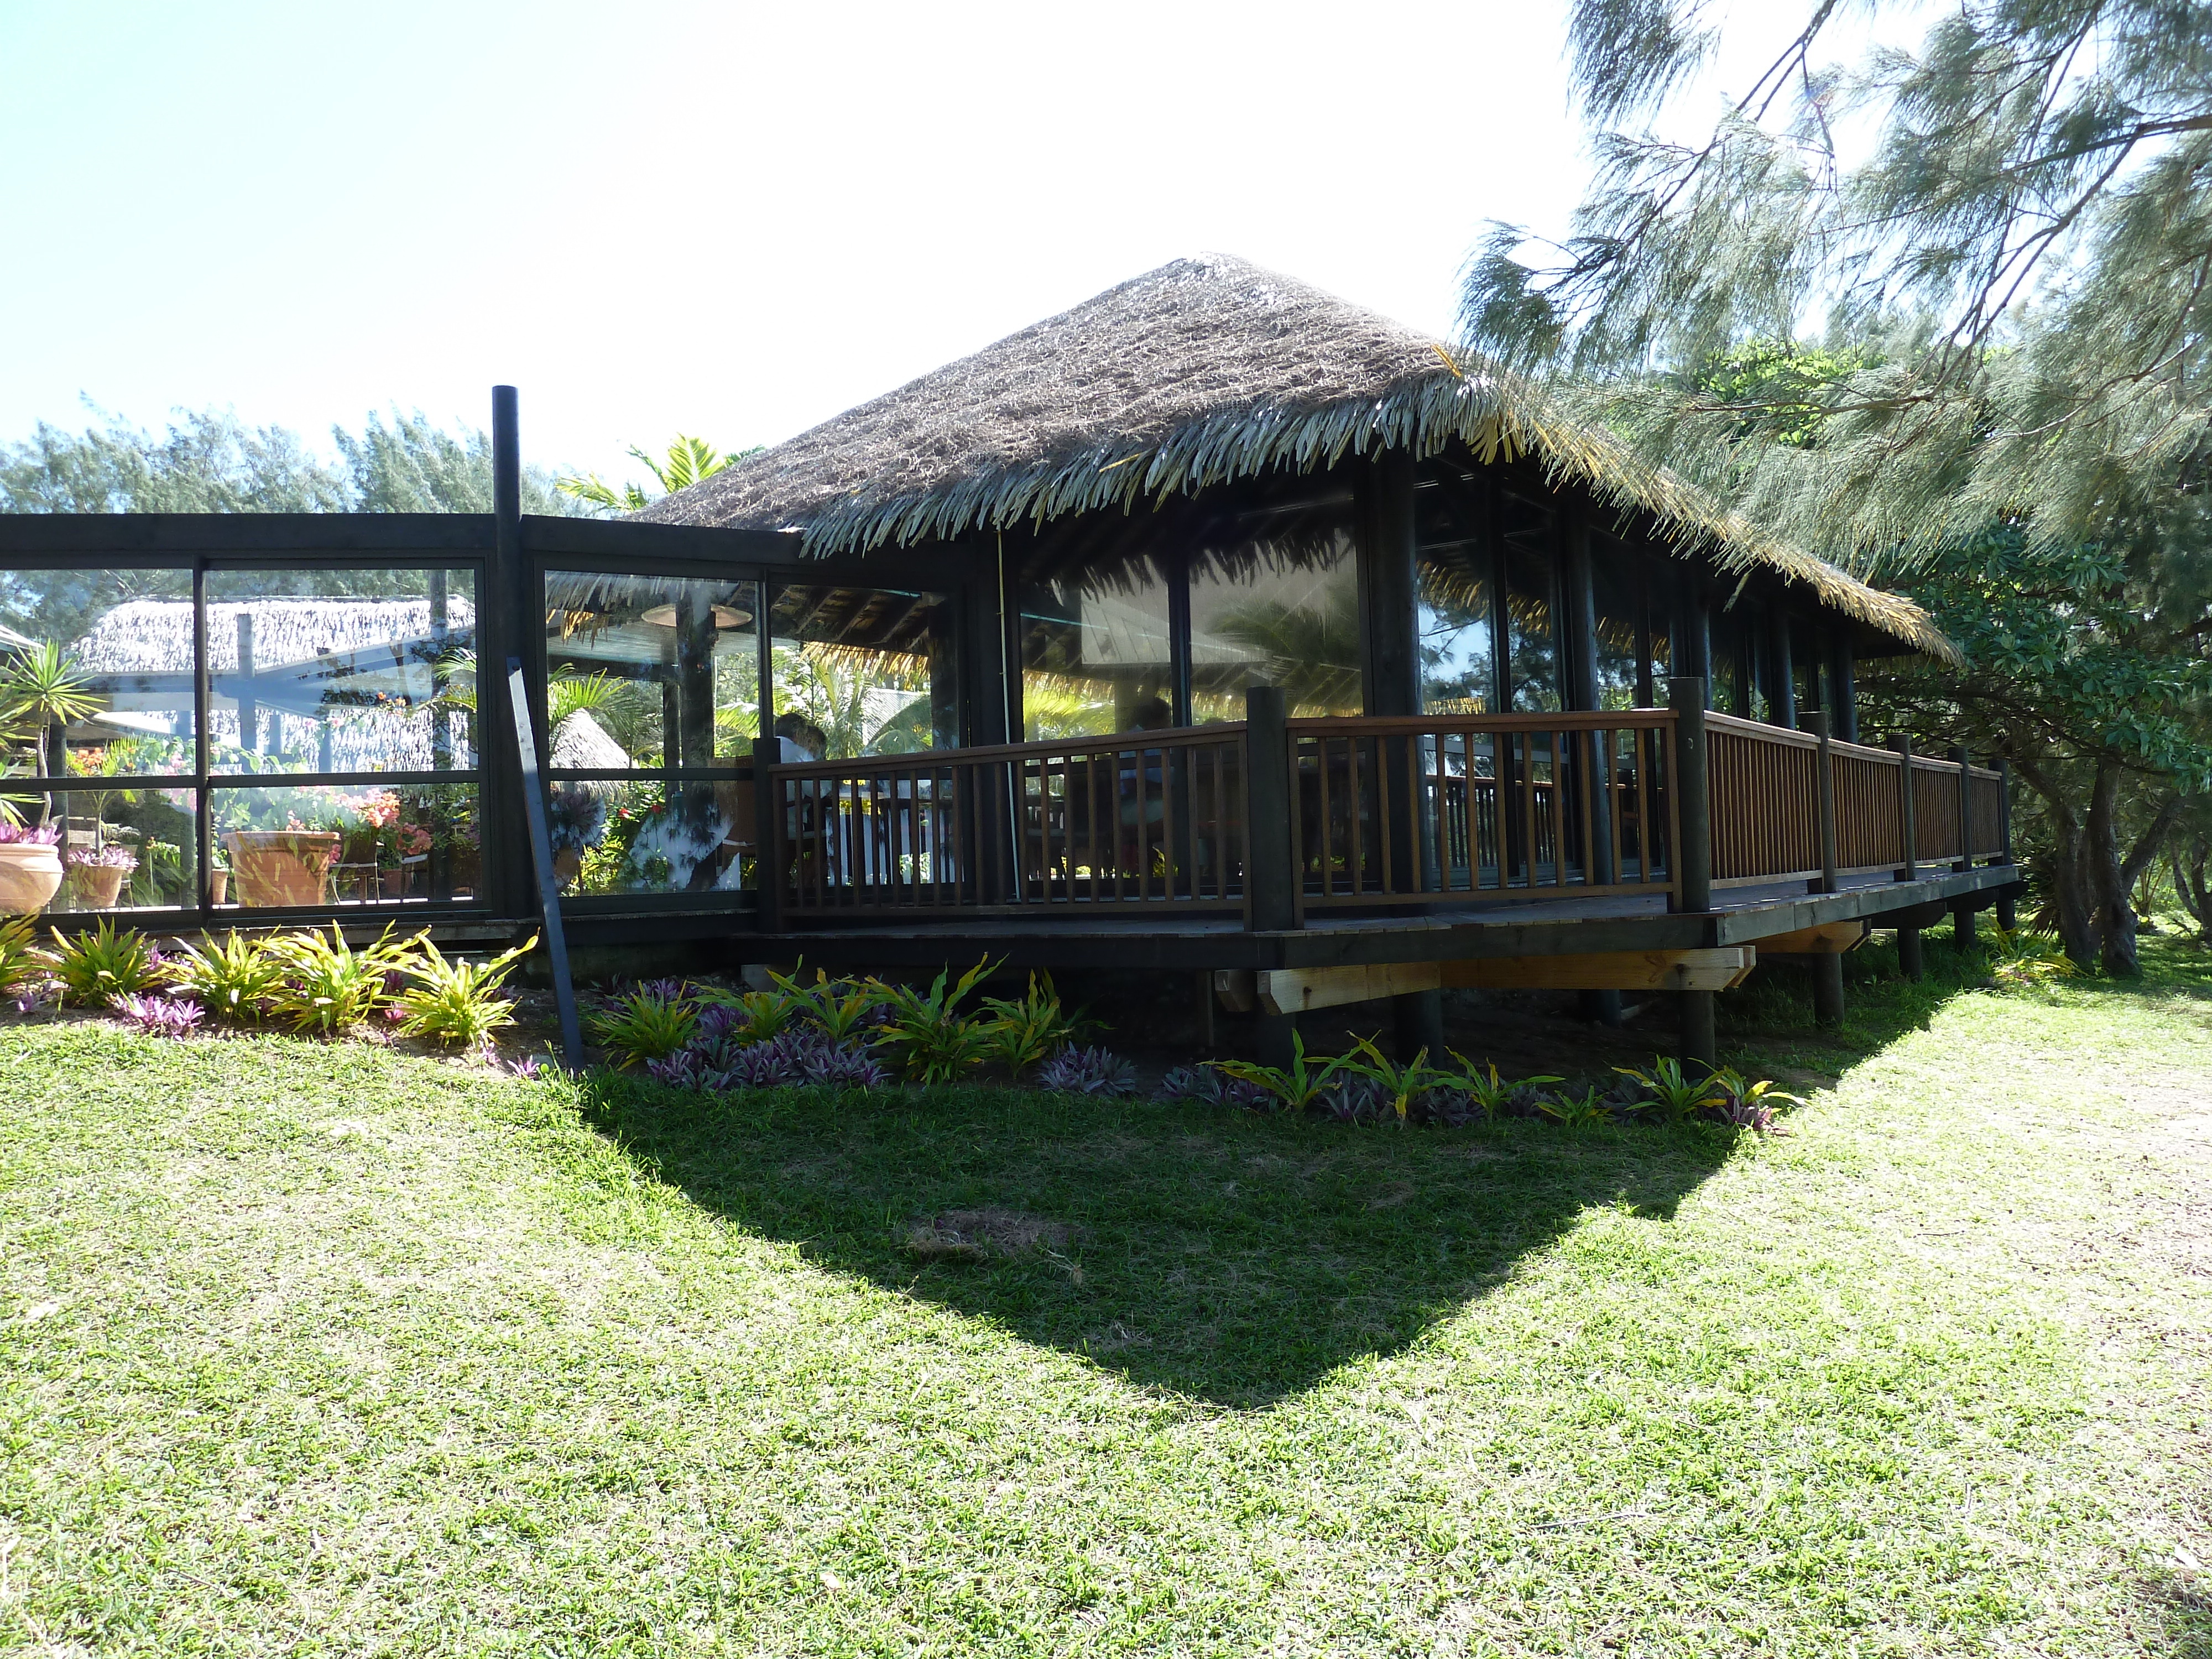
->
[1561, 502, 1620, 1026]
[1682, 593, 1713, 707]
[1949, 743, 1976, 950]
[1808, 709, 1839, 895]
[192, 562, 211, 913]
[1668, 675, 1715, 1065]
[1770, 609, 1797, 729]
[1995, 758, 2017, 930]
[483, 384, 530, 920]
[1832, 637, 1859, 742]
[753, 735, 782, 936]
[1892, 733, 1922, 977]
[1356, 450, 1446, 1055]
[1245, 685, 1300, 1068]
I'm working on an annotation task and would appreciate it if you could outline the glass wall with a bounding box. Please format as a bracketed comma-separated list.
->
[769, 585, 955, 759]
[541, 571, 763, 899]
[1500, 493, 1559, 713]
[1590, 540, 1644, 711]
[1416, 472, 1496, 713]
[1018, 551, 1174, 739]
[1188, 532, 1360, 721]
[2, 563, 483, 917]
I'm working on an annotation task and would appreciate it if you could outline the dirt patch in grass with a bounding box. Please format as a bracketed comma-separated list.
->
[904, 1208, 1074, 1262]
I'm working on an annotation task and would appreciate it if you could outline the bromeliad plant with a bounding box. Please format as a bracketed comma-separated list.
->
[0, 916, 41, 993]
[873, 958, 997, 1085]
[268, 924, 418, 1036]
[1445, 1052, 1563, 1120]
[768, 968, 890, 1041]
[1537, 1086, 1611, 1131]
[396, 935, 538, 1049]
[44, 921, 165, 1006]
[1345, 1036, 1448, 1125]
[591, 983, 700, 1068]
[1987, 927, 2079, 994]
[979, 971, 1087, 1076]
[1704, 1067, 1804, 1134]
[1209, 1031, 1363, 1115]
[164, 931, 289, 1024]
[1613, 1057, 1725, 1125]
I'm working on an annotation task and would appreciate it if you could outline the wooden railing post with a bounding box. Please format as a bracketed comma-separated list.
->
[753, 736, 782, 935]
[1995, 757, 2018, 930]
[1806, 708, 1838, 895]
[1890, 735, 1917, 881]
[1950, 744, 1973, 872]
[1244, 687, 1296, 933]
[1667, 678, 1710, 915]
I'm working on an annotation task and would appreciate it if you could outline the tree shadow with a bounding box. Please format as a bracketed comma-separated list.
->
[578, 1077, 1733, 1410]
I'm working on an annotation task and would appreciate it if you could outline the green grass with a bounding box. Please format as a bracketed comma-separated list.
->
[3, 935, 2210, 1654]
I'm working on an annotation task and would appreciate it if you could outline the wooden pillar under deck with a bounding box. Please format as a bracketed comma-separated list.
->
[1898, 926, 1924, 979]
[1668, 675, 1717, 1067]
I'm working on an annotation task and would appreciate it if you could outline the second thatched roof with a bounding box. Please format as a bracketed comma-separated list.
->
[639, 254, 1949, 658]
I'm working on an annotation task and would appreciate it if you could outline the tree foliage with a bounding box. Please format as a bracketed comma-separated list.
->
[557, 435, 756, 515]
[1460, 0, 2212, 559]
[0, 405, 578, 516]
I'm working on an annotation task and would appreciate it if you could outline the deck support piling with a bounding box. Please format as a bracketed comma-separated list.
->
[1898, 926, 1924, 979]
[1258, 1010, 1298, 1072]
[1394, 988, 1446, 1061]
[1679, 990, 1717, 1068]
[1812, 954, 1846, 1027]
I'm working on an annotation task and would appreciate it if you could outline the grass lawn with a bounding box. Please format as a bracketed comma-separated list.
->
[3, 933, 2210, 1655]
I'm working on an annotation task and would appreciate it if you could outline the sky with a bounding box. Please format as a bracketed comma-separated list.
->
[0, 0, 1850, 492]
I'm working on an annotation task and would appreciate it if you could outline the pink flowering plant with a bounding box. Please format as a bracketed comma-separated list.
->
[0, 822, 60, 846]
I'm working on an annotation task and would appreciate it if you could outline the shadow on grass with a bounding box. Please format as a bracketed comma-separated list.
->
[578, 1076, 1733, 1409]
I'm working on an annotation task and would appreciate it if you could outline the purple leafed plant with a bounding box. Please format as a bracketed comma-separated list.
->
[1156, 1065, 1272, 1113]
[0, 823, 60, 846]
[634, 978, 687, 1004]
[109, 992, 204, 1039]
[1311, 1076, 1391, 1123]
[1036, 1045, 1137, 1098]
[65, 846, 138, 870]
[650, 1027, 890, 1092]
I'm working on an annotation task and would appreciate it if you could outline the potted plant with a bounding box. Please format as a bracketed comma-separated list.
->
[0, 822, 64, 914]
[222, 821, 340, 907]
[65, 843, 137, 910]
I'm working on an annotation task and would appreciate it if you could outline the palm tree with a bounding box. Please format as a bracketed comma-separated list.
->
[556, 436, 756, 514]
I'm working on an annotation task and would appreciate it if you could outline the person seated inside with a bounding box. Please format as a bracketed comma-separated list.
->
[1119, 696, 1171, 849]
[774, 711, 828, 763]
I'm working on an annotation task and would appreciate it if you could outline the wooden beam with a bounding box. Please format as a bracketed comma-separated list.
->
[1259, 961, 1439, 1015]
[1259, 947, 1756, 1013]
[1748, 920, 1866, 956]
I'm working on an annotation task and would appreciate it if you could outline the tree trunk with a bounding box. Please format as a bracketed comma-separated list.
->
[2086, 773, 2182, 976]
[2016, 754, 2100, 968]
[2177, 838, 2212, 941]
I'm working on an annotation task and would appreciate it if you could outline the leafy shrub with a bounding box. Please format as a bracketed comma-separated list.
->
[591, 985, 699, 1068]
[1612, 1057, 1723, 1124]
[1444, 1052, 1562, 1121]
[1345, 1037, 1450, 1125]
[980, 972, 1087, 1076]
[109, 992, 204, 1039]
[769, 966, 890, 1041]
[648, 1026, 889, 1091]
[396, 935, 537, 1048]
[44, 922, 165, 1006]
[1208, 1032, 1360, 1114]
[1988, 927, 2078, 993]
[874, 959, 995, 1085]
[1536, 1086, 1610, 1130]
[0, 916, 41, 993]
[164, 931, 288, 1024]
[1311, 1075, 1394, 1123]
[1035, 1045, 1136, 1097]
[1703, 1067, 1802, 1134]
[268, 924, 418, 1035]
[1155, 1065, 1272, 1112]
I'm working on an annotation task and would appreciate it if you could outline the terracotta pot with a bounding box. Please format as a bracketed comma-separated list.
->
[0, 842, 64, 915]
[554, 847, 583, 885]
[66, 862, 131, 909]
[210, 868, 229, 906]
[222, 830, 339, 907]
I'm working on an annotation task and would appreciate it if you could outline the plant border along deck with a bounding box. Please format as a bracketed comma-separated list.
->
[1, 928, 2208, 1655]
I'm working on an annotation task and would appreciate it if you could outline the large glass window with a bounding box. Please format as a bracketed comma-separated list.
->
[4, 568, 199, 778]
[1591, 541, 1643, 711]
[1500, 494, 1559, 713]
[1188, 533, 1360, 721]
[1710, 605, 1745, 716]
[769, 585, 955, 759]
[1019, 551, 1173, 739]
[211, 783, 479, 908]
[203, 569, 477, 773]
[1416, 473, 1495, 713]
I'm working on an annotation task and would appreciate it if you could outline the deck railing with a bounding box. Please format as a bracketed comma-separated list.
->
[761, 681, 2009, 926]
[1285, 712, 1679, 917]
[765, 724, 1249, 920]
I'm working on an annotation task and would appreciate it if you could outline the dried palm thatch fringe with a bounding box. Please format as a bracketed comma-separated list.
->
[640, 254, 1952, 661]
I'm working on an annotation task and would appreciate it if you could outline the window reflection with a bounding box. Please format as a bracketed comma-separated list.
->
[1019, 551, 1173, 740]
[1189, 531, 1360, 721]
[1500, 494, 1559, 712]
[543, 572, 760, 770]
[769, 586, 954, 759]
[1417, 472, 1495, 713]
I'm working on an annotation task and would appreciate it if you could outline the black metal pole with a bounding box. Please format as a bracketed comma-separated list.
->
[487, 385, 528, 920]
[508, 658, 581, 1071]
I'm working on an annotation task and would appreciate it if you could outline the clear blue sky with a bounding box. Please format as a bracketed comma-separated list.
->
[0, 1, 1819, 491]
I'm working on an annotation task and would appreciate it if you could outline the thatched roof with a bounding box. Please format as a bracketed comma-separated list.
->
[640, 254, 1950, 659]
[70, 597, 476, 676]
